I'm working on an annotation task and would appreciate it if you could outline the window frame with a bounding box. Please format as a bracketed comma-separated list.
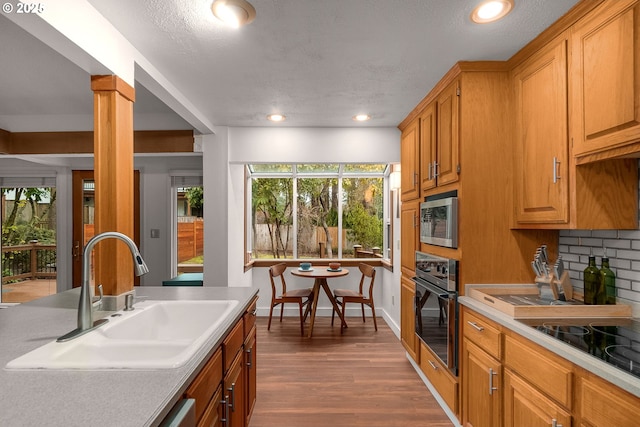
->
[245, 164, 393, 271]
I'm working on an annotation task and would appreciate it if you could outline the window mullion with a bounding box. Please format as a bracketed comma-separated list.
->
[292, 176, 298, 259]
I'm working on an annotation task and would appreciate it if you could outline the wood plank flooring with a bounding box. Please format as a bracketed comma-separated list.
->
[250, 316, 454, 427]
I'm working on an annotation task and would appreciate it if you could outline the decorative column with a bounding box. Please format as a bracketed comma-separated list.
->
[91, 75, 135, 296]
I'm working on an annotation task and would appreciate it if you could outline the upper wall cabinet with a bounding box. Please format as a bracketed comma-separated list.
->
[571, 0, 640, 163]
[513, 30, 638, 229]
[421, 81, 460, 195]
[400, 118, 420, 201]
[513, 36, 570, 224]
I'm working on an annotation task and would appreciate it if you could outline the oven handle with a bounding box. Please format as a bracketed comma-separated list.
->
[412, 277, 456, 299]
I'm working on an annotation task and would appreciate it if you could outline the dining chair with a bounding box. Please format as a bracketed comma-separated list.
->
[268, 263, 314, 336]
[331, 263, 377, 331]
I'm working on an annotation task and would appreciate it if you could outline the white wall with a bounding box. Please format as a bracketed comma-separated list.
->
[202, 126, 402, 331]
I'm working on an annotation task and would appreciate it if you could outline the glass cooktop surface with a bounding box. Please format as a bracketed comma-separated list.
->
[518, 318, 640, 379]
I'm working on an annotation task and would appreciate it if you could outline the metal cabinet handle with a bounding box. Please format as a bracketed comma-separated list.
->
[489, 368, 498, 395]
[428, 360, 438, 370]
[551, 419, 562, 427]
[221, 397, 228, 426]
[413, 171, 418, 186]
[467, 321, 484, 332]
[433, 161, 439, 178]
[227, 383, 236, 412]
[553, 157, 561, 183]
[246, 348, 252, 369]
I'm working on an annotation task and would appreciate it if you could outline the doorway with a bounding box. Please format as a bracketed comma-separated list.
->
[1, 182, 57, 303]
[72, 170, 140, 287]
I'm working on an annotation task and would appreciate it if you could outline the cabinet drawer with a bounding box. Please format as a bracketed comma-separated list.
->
[185, 348, 223, 424]
[243, 298, 257, 338]
[578, 373, 640, 427]
[419, 341, 458, 413]
[504, 335, 572, 408]
[223, 320, 244, 372]
[463, 310, 501, 359]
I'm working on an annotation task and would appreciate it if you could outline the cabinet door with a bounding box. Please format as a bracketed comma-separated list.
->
[513, 37, 569, 224]
[400, 199, 420, 273]
[400, 275, 418, 361]
[244, 326, 257, 426]
[401, 118, 420, 201]
[224, 352, 246, 427]
[462, 339, 501, 427]
[571, 0, 640, 158]
[198, 385, 223, 427]
[503, 370, 571, 427]
[435, 80, 460, 187]
[420, 102, 437, 194]
[577, 372, 640, 427]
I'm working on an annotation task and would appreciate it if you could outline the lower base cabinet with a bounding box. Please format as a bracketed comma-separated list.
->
[461, 340, 501, 427]
[419, 341, 458, 414]
[577, 372, 640, 427]
[503, 370, 570, 427]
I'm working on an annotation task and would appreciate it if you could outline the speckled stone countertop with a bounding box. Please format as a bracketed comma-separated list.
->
[460, 285, 639, 398]
[0, 286, 259, 427]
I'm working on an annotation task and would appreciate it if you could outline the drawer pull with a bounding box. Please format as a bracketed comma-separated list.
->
[468, 321, 484, 332]
[221, 398, 228, 426]
[551, 420, 562, 427]
[246, 348, 252, 368]
[489, 368, 498, 395]
[227, 383, 236, 412]
[428, 360, 438, 370]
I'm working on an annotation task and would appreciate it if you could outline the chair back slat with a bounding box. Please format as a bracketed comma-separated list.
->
[358, 263, 376, 299]
[269, 263, 288, 296]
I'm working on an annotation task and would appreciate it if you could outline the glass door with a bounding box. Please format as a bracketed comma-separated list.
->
[1, 182, 57, 303]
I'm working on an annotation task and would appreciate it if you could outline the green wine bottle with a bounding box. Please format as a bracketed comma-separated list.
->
[583, 256, 600, 305]
[600, 256, 616, 305]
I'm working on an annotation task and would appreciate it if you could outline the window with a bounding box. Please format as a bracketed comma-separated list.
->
[247, 164, 390, 261]
[171, 175, 203, 275]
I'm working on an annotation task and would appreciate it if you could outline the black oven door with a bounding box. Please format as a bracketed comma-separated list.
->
[413, 277, 458, 375]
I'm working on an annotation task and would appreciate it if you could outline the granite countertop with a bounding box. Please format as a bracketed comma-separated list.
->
[0, 286, 259, 427]
[459, 286, 640, 398]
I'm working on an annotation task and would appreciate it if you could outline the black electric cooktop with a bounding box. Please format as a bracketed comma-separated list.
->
[517, 318, 640, 379]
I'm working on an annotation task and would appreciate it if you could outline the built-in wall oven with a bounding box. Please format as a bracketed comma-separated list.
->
[413, 251, 459, 375]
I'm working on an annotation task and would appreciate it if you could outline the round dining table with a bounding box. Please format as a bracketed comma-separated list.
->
[290, 267, 349, 338]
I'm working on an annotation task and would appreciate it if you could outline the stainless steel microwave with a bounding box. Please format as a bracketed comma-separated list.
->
[420, 191, 458, 248]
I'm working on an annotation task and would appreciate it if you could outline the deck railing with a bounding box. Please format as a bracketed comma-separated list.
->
[1, 243, 56, 285]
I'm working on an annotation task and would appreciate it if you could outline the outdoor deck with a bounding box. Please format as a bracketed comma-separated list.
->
[1, 279, 57, 303]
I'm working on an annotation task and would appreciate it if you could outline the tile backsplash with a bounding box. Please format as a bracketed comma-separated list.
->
[558, 162, 640, 309]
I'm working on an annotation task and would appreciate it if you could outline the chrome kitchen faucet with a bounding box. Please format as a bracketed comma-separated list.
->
[57, 232, 149, 342]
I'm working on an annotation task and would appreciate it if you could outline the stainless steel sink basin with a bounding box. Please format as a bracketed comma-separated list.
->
[5, 300, 239, 370]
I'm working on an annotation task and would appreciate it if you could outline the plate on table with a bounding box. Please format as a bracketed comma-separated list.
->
[298, 268, 314, 272]
[327, 268, 342, 272]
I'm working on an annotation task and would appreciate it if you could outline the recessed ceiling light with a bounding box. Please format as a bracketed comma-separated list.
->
[211, 0, 256, 28]
[352, 114, 371, 122]
[267, 114, 286, 122]
[471, 0, 514, 24]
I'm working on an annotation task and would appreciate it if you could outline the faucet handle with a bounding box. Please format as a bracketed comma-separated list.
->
[92, 284, 103, 311]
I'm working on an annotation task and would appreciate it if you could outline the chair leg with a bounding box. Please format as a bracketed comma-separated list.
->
[361, 303, 366, 323]
[370, 302, 378, 331]
[268, 303, 275, 330]
[331, 298, 338, 326]
[298, 302, 305, 337]
[280, 302, 284, 322]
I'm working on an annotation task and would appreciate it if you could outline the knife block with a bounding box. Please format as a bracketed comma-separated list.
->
[554, 270, 573, 301]
[534, 276, 557, 300]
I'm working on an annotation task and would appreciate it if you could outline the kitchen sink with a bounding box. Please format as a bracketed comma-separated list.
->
[5, 300, 239, 370]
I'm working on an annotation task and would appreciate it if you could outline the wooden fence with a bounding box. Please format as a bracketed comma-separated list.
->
[178, 219, 204, 262]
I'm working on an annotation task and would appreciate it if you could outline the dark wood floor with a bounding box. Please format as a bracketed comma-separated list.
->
[249, 315, 454, 427]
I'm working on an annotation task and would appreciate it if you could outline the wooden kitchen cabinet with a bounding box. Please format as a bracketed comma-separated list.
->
[400, 117, 420, 201]
[400, 199, 420, 275]
[512, 34, 569, 225]
[461, 308, 502, 427]
[512, 30, 638, 229]
[503, 370, 571, 427]
[419, 340, 458, 414]
[434, 80, 460, 188]
[576, 370, 640, 427]
[185, 348, 223, 426]
[224, 351, 246, 427]
[400, 275, 418, 361]
[243, 297, 257, 426]
[571, 0, 640, 162]
[420, 102, 437, 193]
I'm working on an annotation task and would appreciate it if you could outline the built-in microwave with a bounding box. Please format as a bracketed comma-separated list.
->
[420, 190, 458, 248]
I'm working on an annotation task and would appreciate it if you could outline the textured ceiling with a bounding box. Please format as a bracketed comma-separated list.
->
[0, 0, 581, 132]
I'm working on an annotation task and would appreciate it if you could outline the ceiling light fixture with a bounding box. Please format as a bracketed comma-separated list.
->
[211, 0, 256, 28]
[352, 114, 371, 122]
[471, 0, 514, 24]
[267, 114, 286, 122]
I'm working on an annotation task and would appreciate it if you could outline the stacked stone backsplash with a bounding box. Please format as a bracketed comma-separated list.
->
[558, 161, 640, 311]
